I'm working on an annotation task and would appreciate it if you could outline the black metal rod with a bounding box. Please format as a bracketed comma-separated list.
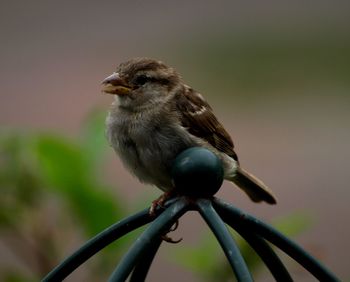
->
[108, 198, 189, 282]
[42, 208, 152, 282]
[129, 237, 163, 282]
[224, 219, 293, 281]
[196, 198, 253, 282]
[217, 202, 293, 281]
[213, 198, 340, 282]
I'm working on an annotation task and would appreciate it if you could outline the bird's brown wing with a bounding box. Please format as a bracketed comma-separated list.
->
[175, 87, 238, 161]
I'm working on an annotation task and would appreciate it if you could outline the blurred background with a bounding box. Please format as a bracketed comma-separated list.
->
[1, 0, 349, 281]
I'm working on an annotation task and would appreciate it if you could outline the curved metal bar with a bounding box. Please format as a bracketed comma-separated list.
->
[223, 219, 293, 281]
[129, 237, 162, 282]
[108, 198, 190, 282]
[213, 198, 340, 282]
[42, 208, 152, 282]
[196, 198, 253, 282]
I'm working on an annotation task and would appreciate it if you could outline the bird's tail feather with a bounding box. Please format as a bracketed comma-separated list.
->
[229, 167, 277, 204]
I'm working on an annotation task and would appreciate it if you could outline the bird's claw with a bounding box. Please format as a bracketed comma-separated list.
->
[149, 191, 182, 243]
[149, 191, 175, 216]
[161, 234, 183, 244]
[162, 220, 182, 243]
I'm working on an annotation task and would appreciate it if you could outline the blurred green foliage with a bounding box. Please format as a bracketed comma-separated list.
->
[0, 111, 131, 281]
[0, 110, 311, 281]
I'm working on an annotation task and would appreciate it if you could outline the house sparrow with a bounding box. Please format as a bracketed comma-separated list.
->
[102, 58, 276, 207]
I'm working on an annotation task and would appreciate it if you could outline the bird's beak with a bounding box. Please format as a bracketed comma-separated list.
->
[101, 72, 131, 95]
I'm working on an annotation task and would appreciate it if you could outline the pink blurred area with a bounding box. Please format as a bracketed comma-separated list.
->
[1, 1, 349, 281]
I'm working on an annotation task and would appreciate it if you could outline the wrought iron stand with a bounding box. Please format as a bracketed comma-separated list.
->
[42, 148, 340, 282]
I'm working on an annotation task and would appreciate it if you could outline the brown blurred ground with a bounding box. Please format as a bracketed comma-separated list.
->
[1, 1, 349, 281]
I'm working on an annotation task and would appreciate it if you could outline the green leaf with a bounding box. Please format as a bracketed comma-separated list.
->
[35, 134, 91, 191]
[34, 134, 124, 236]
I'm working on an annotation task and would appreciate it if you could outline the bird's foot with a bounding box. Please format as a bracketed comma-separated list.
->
[161, 220, 182, 244]
[149, 190, 175, 216]
[149, 191, 182, 243]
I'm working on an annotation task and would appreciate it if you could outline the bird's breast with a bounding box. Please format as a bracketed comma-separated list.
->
[106, 109, 197, 189]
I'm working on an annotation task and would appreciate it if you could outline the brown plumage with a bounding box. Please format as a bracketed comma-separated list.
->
[102, 57, 277, 205]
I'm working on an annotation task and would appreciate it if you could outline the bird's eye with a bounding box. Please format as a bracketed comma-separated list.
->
[134, 75, 149, 86]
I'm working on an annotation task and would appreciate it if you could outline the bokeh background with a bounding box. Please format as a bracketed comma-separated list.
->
[1, 1, 349, 281]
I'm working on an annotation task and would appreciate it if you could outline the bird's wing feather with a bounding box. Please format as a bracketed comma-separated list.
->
[175, 86, 238, 161]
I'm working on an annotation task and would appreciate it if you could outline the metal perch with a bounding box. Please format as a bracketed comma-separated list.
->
[42, 147, 340, 282]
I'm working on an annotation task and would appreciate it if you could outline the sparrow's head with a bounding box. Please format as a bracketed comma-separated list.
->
[102, 58, 181, 108]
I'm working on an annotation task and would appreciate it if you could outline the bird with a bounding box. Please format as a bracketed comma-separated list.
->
[102, 57, 277, 212]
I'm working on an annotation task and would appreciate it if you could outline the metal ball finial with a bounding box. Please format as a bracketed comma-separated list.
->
[171, 147, 224, 197]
